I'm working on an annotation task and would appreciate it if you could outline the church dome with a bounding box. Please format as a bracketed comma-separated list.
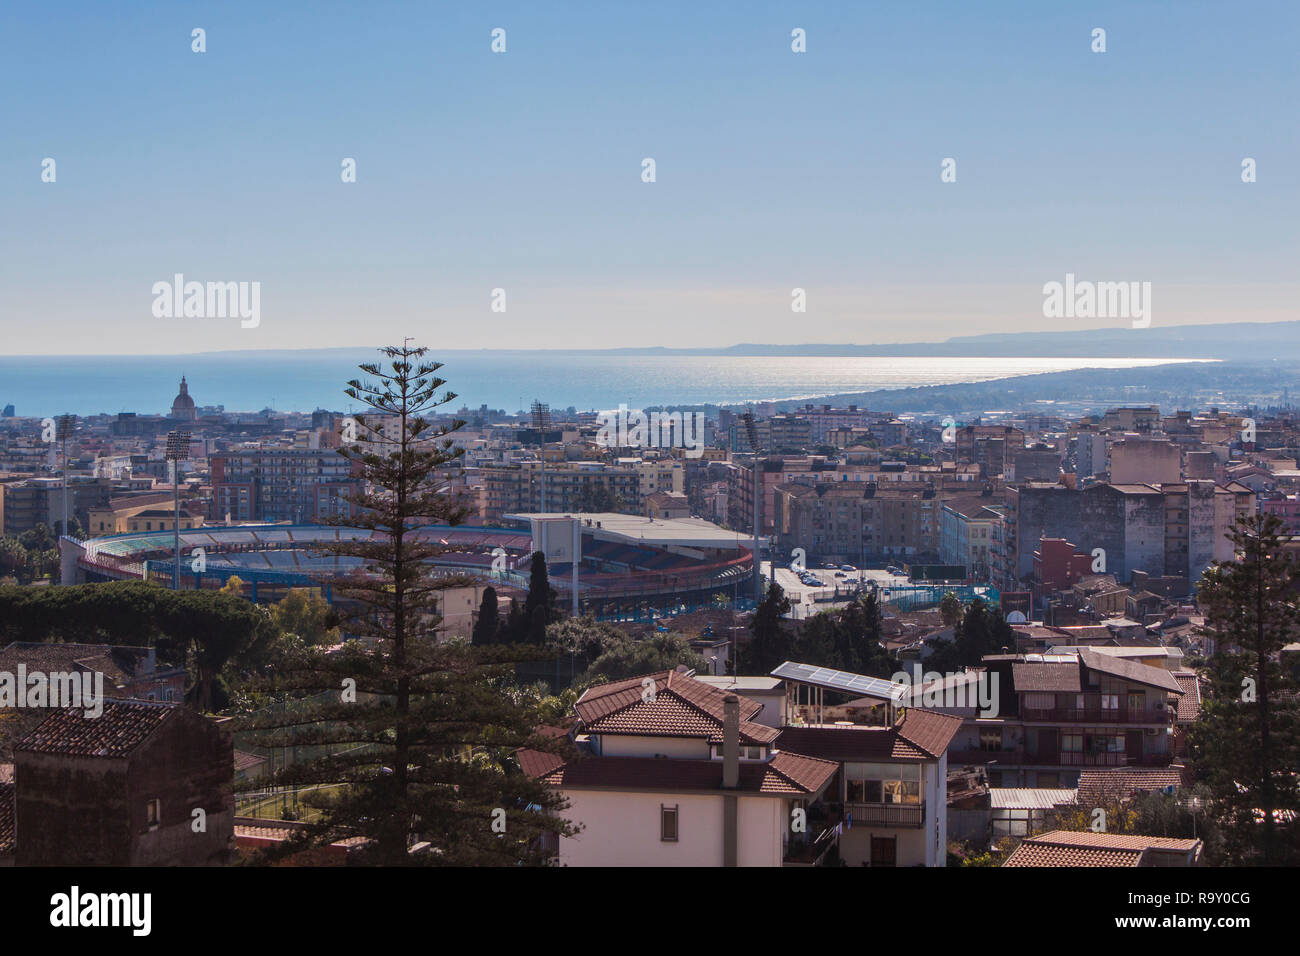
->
[170, 376, 197, 420]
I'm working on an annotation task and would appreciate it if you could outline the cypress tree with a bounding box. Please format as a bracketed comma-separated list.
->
[472, 586, 500, 645]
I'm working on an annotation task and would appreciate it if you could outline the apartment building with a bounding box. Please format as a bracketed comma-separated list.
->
[479, 459, 679, 521]
[771, 482, 943, 564]
[209, 448, 362, 523]
[937, 649, 1187, 789]
[956, 425, 1026, 478]
[1008, 480, 1253, 586]
[938, 494, 1002, 580]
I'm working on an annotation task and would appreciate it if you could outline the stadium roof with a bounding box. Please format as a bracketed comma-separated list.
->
[771, 661, 908, 704]
[506, 512, 749, 550]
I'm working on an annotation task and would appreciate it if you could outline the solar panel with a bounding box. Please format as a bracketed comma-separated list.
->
[770, 661, 906, 702]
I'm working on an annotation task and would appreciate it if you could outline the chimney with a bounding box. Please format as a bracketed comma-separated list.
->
[722, 694, 740, 789]
[722, 694, 740, 867]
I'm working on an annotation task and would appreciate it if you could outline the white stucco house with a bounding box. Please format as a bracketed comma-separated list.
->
[524, 664, 962, 867]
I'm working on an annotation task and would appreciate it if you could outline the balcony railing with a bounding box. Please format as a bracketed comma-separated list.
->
[843, 802, 925, 828]
[948, 749, 1172, 768]
[1057, 751, 1173, 768]
[949, 748, 1025, 765]
[1021, 705, 1173, 725]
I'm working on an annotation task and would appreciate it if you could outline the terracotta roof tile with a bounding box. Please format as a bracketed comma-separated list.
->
[1172, 672, 1202, 721]
[776, 726, 929, 762]
[516, 748, 566, 779]
[575, 671, 777, 744]
[1076, 767, 1192, 805]
[1011, 661, 1082, 693]
[15, 699, 174, 758]
[541, 752, 837, 796]
[897, 709, 964, 758]
[0, 783, 13, 856]
[1003, 830, 1202, 867]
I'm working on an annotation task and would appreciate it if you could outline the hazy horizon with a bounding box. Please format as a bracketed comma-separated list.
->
[2, 1, 1296, 355]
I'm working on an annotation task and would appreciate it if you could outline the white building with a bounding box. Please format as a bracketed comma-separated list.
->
[526, 664, 962, 867]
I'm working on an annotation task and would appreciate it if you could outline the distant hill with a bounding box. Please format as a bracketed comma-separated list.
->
[193, 320, 1300, 362]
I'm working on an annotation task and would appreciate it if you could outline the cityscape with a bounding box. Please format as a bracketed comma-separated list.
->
[0, 0, 1294, 936]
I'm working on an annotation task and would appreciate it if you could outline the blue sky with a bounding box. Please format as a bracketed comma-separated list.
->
[1, 1, 1296, 354]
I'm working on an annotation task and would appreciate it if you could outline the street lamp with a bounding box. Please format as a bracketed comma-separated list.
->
[165, 430, 191, 589]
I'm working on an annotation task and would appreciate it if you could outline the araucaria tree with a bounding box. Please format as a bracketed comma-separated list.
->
[240, 344, 574, 865]
[1189, 513, 1300, 865]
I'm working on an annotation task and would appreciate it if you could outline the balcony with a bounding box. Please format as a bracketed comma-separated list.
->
[1057, 751, 1174, 768]
[949, 748, 1025, 766]
[843, 802, 925, 828]
[783, 827, 839, 867]
[1021, 703, 1174, 725]
[949, 748, 1172, 768]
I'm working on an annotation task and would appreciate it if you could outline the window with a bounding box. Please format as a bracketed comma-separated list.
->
[660, 805, 679, 842]
[845, 762, 920, 805]
[146, 799, 161, 829]
[979, 728, 1003, 751]
[1100, 694, 1119, 710]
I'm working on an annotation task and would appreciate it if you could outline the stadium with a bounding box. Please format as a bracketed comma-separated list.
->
[62, 513, 759, 621]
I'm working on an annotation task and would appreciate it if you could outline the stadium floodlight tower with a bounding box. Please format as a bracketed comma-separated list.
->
[740, 409, 762, 603]
[530, 400, 551, 512]
[165, 429, 191, 589]
[56, 414, 75, 540]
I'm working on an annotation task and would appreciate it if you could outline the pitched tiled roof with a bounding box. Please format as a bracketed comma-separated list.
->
[0, 642, 155, 687]
[776, 726, 929, 762]
[1003, 830, 1201, 867]
[897, 709, 964, 758]
[575, 671, 778, 745]
[516, 748, 566, 779]
[1011, 661, 1082, 693]
[1076, 767, 1192, 805]
[234, 750, 266, 773]
[989, 788, 1079, 811]
[0, 783, 13, 856]
[540, 752, 837, 796]
[15, 699, 174, 758]
[1079, 647, 1183, 693]
[1172, 672, 1202, 721]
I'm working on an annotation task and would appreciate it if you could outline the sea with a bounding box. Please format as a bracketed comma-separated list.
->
[0, 353, 1194, 418]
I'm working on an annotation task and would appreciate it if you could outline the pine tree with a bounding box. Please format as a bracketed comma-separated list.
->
[1188, 513, 1300, 865]
[238, 344, 575, 865]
